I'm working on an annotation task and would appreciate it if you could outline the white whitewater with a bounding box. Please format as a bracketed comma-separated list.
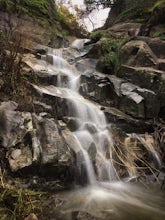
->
[43, 41, 115, 184]
[43, 40, 165, 220]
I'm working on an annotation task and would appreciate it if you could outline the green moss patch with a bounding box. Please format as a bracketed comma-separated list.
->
[0, 0, 56, 19]
[95, 36, 129, 75]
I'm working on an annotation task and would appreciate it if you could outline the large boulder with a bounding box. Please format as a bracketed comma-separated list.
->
[107, 75, 159, 119]
[79, 71, 115, 106]
[117, 65, 164, 92]
[79, 68, 160, 119]
[105, 22, 141, 37]
[0, 101, 73, 173]
[120, 40, 158, 68]
[32, 115, 71, 165]
[86, 43, 102, 59]
[75, 58, 97, 75]
[116, 64, 165, 118]
[136, 37, 165, 59]
[0, 101, 23, 148]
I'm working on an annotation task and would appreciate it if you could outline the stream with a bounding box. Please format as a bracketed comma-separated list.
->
[41, 39, 165, 220]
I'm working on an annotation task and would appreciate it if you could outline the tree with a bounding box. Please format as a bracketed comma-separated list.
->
[84, 0, 158, 16]
[84, 0, 121, 12]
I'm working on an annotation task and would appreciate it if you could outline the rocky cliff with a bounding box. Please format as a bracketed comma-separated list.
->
[0, 1, 165, 219]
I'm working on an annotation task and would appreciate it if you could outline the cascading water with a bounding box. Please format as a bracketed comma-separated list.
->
[42, 39, 165, 220]
[43, 42, 116, 184]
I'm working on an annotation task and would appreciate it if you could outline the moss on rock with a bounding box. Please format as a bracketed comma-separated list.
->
[0, 0, 56, 18]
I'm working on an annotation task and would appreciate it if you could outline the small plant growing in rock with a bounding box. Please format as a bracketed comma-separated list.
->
[89, 31, 102, 43]
[96, 38, 120, 74]
[96, 36, 130, 75]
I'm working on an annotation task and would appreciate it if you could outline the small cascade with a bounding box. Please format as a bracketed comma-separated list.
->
[39, 39, 164, 219]
[71, 39, 90, 50]
[43, 41, 115, 184]
[42, 39, 163, 184]
[47, 47, 63, 57]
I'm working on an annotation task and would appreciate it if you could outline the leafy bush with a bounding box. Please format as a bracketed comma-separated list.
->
[89, 31, 102, 43]
[97, 37, 129, 74]
[116, 6, 150, 23]
[99, 52, 120, 74]
[96, 38, 118, 74]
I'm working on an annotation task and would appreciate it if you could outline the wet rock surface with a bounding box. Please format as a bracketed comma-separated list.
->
[0, 2, 165, 220]
[1, 32, 165, 177]
[0, 101, 73, 176]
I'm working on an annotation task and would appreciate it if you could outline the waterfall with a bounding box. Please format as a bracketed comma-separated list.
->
[42, 40, 164, 220]
[44, 40, 116, 184]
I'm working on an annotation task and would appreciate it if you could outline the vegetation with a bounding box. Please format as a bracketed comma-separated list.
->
[148, 0, 165, 12]
[57, 4, 87, 37]
[0, 16, 26, 97]
[89, 31, 103, 43]
[0, 187, 44, 220]
[89, 30, 129, 74]
[152, 27, 165, 39]
[116, 5, 149, 23]
[0, 0, 86, 98]
[0, 0, 56, 18]
[98, 38, 120, 74]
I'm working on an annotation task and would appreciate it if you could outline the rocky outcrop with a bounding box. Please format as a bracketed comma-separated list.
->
[117, 37, 165, 119]
[136, 37, 165, 59]
[0, 29, 164, 182]
[0, 101, 73, 174]
[87, 24, 165, 120]
[120, 40, 157, 68]
[107, 22, 141, 37]
[117, 66, 163, 92]
[79, 70, 160, 120]
[0, 11, 67, 49]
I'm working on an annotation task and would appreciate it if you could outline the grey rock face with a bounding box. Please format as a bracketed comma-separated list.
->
[120, 40, 157, 68]
[0, 101, 23, 148]
[0, 101, 72, 172]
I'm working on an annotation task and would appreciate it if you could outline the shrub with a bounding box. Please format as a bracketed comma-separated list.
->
[89, 31, 102, 43]
[97, 37, 128, 74]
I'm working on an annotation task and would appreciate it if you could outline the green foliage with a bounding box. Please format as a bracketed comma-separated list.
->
[148, 0, 165, 12]
[99, 52, 120, 73]
[57, 4, 87, 36]
[89, 31, 102, 43]
[0, 187, 44, 219]
[0, 0, 14, 11]
[100, 38, 118, 53]
[89, 30, 116, 43]
[116, 4, 150, 22]
[152, 25, 165, 39]
[97, 36, 129, 74]
[0, 0, 56, 18]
